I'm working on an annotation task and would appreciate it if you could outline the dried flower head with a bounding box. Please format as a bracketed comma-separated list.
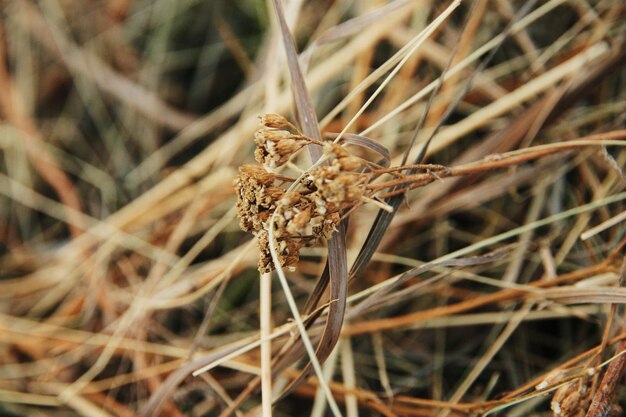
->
[254, 134, 307, 168]
[260, 113, 296, 130]
[551, 380, 591, 417]
[234, 165, 283, 232]
[256, 229, 303, 273]
[235, 113, 377, 273]
[308, 151, 367, 212]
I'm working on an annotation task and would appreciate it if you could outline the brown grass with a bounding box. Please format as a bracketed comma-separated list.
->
[0, 1, 625, 417]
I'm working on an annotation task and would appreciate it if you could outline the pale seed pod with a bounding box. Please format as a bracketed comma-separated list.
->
[260, 113, 294, 130]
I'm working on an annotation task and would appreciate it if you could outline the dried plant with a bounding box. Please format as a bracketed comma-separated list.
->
[1, 2, 626, 417]
[552, 379, 593, 417]
[237, 115, 381, 273]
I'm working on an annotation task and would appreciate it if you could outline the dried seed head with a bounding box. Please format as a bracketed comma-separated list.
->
[238, 164, 276, 186]
[255, 128, 292, 143]
[280, 191, 302, 206]
[254, 128, 307, 168]
[311, 171, 364, 212]
[234, 165, 282, 231]
[256, 230, 274, 273]
[331, 174, 364, 202]
[338, 155, 365, 171]
[321, 212, 341, 238]
[310, 165, 340, 187]
[286, 208, 312, 235]
[311, 194, 327, 215]
[236, 113, 381, 273]
[256, 229, 304, 273]
[323, 143, 366, 172]
[324, 142, 350, 159]
[260, 113, 295, 130]
[551, 381, 590, 417]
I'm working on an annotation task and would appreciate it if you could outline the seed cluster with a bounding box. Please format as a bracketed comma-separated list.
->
[551, 380, 591, 417]
[235, 115, 369, 273]
[254, 114, 309, 169]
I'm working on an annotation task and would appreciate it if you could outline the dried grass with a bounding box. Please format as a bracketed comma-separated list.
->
[1, 1, 625, 417]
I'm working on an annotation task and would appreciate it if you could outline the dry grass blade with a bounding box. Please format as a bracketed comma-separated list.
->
[349, 0, 535, 280]
[0, 22, 84, 238]
[22, 1, 196, 131]
[139, 328, 290, 417]
[300, 0, 413, 71]
[332, 0, 461, 144]
[260, 272, 273, 417]
[349, 246, 513, 317]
